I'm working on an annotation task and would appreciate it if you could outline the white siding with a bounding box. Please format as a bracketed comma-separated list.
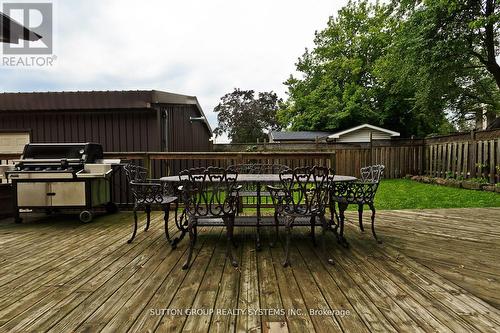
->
[337, 128, 392, 143]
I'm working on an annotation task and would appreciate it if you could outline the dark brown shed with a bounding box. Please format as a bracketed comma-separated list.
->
[0, 90, 213, 152]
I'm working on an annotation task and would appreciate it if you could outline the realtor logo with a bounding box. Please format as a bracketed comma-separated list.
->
[2, 2, 52, 54]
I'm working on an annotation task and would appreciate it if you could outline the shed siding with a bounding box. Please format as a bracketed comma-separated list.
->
[337, 128, 392, 143]
[0, 109, 160, 151]
[164, 104, 212, 152]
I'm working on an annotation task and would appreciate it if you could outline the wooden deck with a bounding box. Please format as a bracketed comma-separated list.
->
[0, 207, 499, 332]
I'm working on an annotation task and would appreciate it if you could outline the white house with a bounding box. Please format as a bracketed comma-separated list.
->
[269, 124, 400, 144]
[327, 124, 400, 143]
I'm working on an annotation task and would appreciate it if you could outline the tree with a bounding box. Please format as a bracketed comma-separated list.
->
[280, 0, 500, 135]
[214, 89, 282, 143]
[280, 0, 447, 137]
[386, 0, 500, 128]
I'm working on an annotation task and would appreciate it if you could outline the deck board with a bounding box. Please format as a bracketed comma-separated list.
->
[0, 207, 499, 332]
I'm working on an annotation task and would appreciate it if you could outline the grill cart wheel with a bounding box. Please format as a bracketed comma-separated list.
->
[79, 210, 93, 223]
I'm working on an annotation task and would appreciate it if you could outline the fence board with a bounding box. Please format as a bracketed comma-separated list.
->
[490, 140, 495, 183]
[457, 143, 463, 178]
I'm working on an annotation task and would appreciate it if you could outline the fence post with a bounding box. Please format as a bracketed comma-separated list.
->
[470, 130, 476, 178]
[416, 137, 424, 175]
[369, 131, 373, 166]
[143, 153, 152, 178]
[329, 152, 336, 172]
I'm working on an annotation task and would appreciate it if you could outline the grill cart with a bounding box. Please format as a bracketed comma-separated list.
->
[7, 143, 120, 223]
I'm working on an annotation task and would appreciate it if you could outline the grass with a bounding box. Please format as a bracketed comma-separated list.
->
[373, 179, 500, 210]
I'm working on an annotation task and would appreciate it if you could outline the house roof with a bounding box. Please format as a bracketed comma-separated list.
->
[0, 90, 212, 133]
[1, 12, 42, 43]
[328, 124, 400, 139]
[270, 131, 332, 141]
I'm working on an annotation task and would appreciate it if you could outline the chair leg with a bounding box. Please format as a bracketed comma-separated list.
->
[282, 216, 294, 267]
[232, 225, 238, 248]
[163, 203, 172, 245]
[358, 204, 364, 232]
[338, 203, 349, 248]
[182, 218, 196, 270]
[270, 211, 279, 248]
[320, 215, 334, 265]
[224, 217, 238, 267]
[127, 205, 139, 244]
[329, 200, 340, 234]
[368, 203, 382, 244]
[310, 215, 317, 247]
[174, 201, 182, 230]
[172, 208, 187, 249]
[144, 205, 151, 232]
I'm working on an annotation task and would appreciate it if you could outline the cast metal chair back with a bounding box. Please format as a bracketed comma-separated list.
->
[178, 167, 240, 269]
[268, 166, 333, 267]
[360, 164, 385, 183]
[276, 166, 330, 215]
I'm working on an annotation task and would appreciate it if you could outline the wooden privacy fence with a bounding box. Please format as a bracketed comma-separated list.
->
[426, 137, 500, 183]
[0, 130, 498, 207]
[106, 147, 423, 178]
[104, 148, 423, 204]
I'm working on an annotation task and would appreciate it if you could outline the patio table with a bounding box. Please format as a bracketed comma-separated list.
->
[161, 173, 356, 249]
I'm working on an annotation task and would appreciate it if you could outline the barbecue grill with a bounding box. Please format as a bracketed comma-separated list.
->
[7, 143, 120, 223]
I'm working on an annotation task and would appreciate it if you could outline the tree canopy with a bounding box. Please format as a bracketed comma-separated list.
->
[213, 88, 282, 143]
[280, 0, 500, 136]
[387, 0, 500, 128]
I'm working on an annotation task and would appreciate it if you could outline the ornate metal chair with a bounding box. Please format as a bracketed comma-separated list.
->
[267, 166, 332, 267]
[124, 164, 178, 244]
[330, 164, 385, 245]
[178, 167, 241, 270]
[227, 163, 289, 248]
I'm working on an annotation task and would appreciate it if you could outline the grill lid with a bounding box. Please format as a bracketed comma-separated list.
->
[20, 143, 103, 163]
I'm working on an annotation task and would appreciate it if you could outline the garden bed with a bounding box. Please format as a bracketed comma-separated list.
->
[408, 175, 500, 193]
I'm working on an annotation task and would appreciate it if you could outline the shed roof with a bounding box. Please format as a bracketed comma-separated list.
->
[328, 124, 400, 139]
[0, 90, 212, 133]
[269, 131, 332, 141]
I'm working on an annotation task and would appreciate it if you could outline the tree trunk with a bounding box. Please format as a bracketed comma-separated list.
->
[484, 0, 500, 89]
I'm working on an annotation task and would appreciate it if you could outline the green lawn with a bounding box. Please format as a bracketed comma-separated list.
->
[373, 179, 500, 210]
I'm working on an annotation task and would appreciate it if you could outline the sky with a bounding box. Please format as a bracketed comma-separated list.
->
[0, 0, 348, 142]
